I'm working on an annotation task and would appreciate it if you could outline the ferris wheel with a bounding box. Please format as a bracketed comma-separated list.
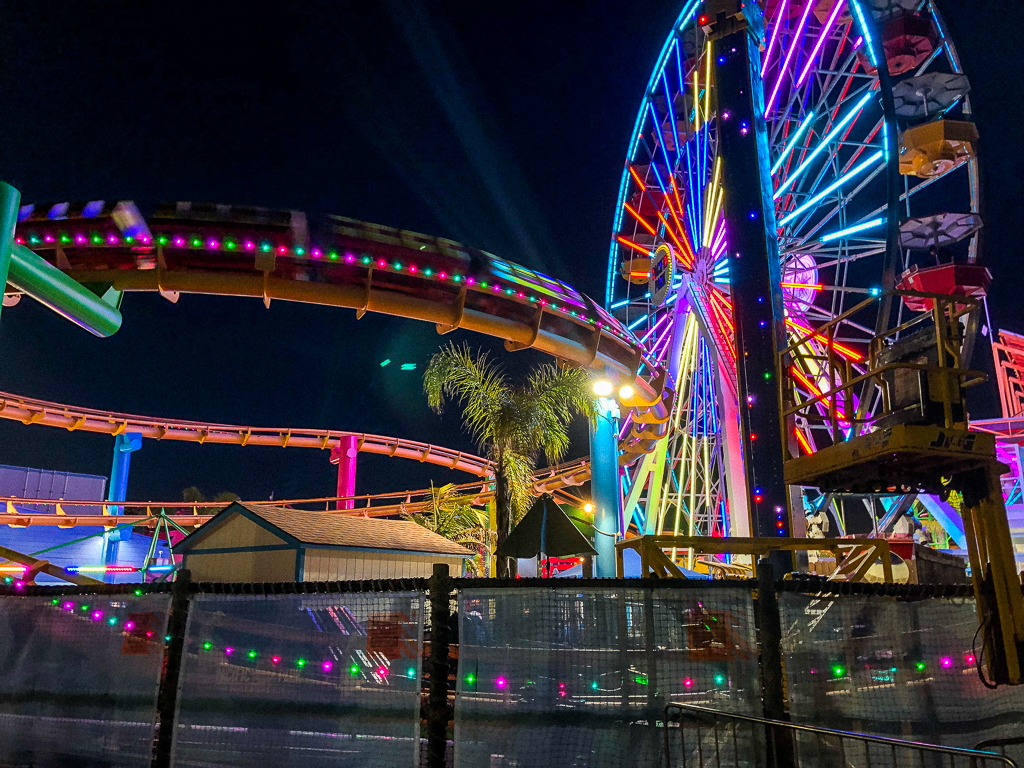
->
[607, 0, 982, 556]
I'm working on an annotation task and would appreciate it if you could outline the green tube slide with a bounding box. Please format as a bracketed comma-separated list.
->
[7, 243, 122, 337]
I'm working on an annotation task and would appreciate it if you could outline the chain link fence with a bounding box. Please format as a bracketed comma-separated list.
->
[0, 571, 1021, 767]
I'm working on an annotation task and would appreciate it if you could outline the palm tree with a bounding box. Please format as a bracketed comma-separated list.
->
[404, 482, 493, 577]
[423, 342, 594, 577]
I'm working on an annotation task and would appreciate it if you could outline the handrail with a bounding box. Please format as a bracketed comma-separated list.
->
[665, 703, 1019, 767]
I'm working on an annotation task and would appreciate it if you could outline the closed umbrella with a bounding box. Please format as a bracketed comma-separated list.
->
[496, 495, 596, 574]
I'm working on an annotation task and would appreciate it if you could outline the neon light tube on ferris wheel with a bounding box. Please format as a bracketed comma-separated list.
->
[639, 312, 671, 345]
[628, 314, 648, 331]
[773, 91, 875, 200]
[761, 0, 789, 76]
[610, 298, 631, 309]
[849, 0, 879, 68]
[662, 71, 682, 165]
[795, 0, 846, 90]
[771, 111, 816, 175]
[819, 216, 885, 243]
[778, 150, 883, 226]
[765, 0, 815, 114]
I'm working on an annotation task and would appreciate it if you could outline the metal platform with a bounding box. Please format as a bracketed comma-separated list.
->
[783, 423, 1002, 495]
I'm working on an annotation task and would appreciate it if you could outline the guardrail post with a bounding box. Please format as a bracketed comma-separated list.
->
[152, 569, 192, 768]
[426, 563, 452, 768]
[755, 558, 795, 768]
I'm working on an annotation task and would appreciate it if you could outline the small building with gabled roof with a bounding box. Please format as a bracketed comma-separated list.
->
[172, 502, 473, 582]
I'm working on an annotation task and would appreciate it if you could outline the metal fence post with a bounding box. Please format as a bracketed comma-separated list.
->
[427, 563, 452, 768]
[756, 559, 795, 768]
[152, 569, 193, 768]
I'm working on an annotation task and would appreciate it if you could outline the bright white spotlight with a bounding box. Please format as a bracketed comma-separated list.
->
[583, 503, 594, 513]
[593, 380, 614, 397]
[619, 384, 635, 400]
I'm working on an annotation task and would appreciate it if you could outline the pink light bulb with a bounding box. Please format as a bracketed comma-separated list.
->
[244, 241, 254, 250]
[125, 621, 135, 630]
[271, 655, 281, 665]
[225, 647, 234, 656]
[377, 666, 388, 677]
[940, 657, 952, 669]
[322, 661, 333, 673]
[92, 611, 103, 620]
[495, 676, 507, 689]
[684, 677, 693, 688]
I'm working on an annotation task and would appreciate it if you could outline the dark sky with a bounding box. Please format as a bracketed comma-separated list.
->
[0, 1, 1020, 503]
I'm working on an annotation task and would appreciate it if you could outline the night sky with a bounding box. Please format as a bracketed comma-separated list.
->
[0, 1, 1020, 504]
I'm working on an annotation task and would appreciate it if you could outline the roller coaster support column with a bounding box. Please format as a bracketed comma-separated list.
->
[330, 435, 358, 510]
[0, 183, 20, 323]
[101, 432, 143, 577]
[590, 397, 622, 577]
[709, 0, 792, 575]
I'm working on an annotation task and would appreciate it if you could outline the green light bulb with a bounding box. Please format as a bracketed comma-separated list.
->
[350, 664, 360, 676]
[591, 681, 599, 690]
[203, 642, 212, 651]
[297, 659, 307, 668]
[248, 650, 257, 659]
[832, 665, 845, 678]
[916, 661, 926, 672]
[714, 674, 726, 686]
[465, 674, 475, 684]
[407, 667, 416, 678]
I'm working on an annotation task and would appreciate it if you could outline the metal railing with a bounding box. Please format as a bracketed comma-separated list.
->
[664, 703, 1019, 768]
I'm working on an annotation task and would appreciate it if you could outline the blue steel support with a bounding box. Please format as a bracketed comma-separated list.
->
[101, 432, 143, 573]
[590, 398, 622, 577]
[709, 1, 793, 574]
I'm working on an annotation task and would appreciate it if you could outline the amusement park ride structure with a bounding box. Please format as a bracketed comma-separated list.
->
[1, 0, 1023, 682]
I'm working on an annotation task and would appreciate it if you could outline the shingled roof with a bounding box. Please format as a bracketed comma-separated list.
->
[179, 502, 473, 558]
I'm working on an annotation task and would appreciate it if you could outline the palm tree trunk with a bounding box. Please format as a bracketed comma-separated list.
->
[494, 461, 517, 578]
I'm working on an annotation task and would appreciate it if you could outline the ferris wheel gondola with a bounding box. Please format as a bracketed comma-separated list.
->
[607, 0, 983, 556]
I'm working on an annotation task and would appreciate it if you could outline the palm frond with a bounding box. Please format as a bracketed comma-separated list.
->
[525, 363, 595, 464]
[423, 343, 511, 449]
[497, 450, 536, 524]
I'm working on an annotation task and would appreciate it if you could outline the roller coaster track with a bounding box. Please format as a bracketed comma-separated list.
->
[0, 459, 592, 528]
[1, 201, 664, 533]
[8, 202, 673, 465]
[0, 389, 492, 476]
